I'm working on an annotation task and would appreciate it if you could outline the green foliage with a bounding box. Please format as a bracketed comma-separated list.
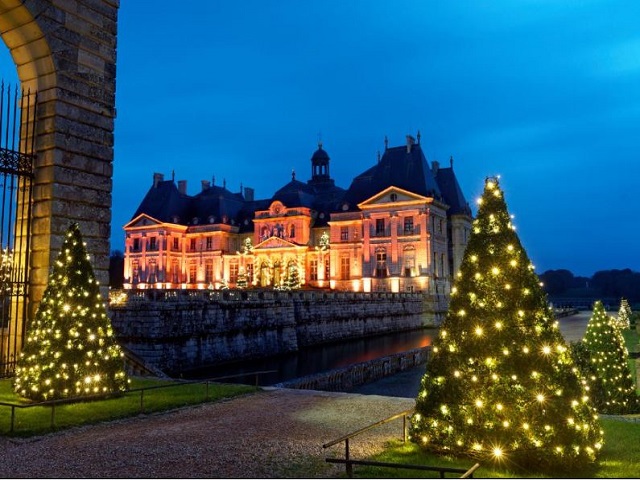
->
[569, 341, 608, 409]
[410, 177, 603, 472]
[13, 223, 129, 401]
[580, 301, 639, 414]
[359, 418, 640, 478]
[0, 377, 256, 436]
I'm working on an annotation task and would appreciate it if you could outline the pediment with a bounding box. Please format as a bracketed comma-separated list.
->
[124, 214, 162, 229]
[358, 186, 429, 209]
[254, 236, 300, 249]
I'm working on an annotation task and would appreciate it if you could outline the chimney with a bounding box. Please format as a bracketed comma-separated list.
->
[244, 186, 254, 202]
[178, 180, 187, 195]
[432, 161, 440, 175]
[406, 135, 415, 153]
[153, 172, 164, 188]
[201, 180, 210, 191]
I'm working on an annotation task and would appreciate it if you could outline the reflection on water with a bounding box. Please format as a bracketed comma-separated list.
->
[181, 328, 435, 386]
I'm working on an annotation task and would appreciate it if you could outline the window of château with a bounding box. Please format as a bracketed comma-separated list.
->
[310, 259, 318, 280]
[189, 262, 197, 283]
[376, 219, 385, 236]
[205, 260, 213, 283]
[376, 249, 387, 277]
[340, 227, 349, 241]
[206, 237, 213, 250]
[230, 261, 239, 283]
[404, 216, 414, 234]
[340, 257, 350, 280]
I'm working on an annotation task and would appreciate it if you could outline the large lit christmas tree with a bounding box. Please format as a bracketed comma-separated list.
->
[410, 177, 603, 471]
[581, 300, 638, 414]
[13, 223, 129, 401]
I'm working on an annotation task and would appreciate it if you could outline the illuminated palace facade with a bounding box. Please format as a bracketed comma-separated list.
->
[123, 135, 472, 295]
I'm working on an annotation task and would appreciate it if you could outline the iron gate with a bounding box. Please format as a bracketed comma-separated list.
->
[0, 82, 37, 376]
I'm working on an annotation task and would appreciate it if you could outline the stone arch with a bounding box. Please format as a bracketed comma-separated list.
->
[0, 0, 118, 309]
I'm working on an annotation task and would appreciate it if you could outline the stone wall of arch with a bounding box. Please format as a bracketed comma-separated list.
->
[0, 0, 118, 307]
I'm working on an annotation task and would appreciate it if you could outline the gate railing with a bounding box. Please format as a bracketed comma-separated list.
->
[0, 82, 37, 376]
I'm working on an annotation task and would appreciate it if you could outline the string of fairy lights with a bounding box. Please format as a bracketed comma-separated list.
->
[13, 224, 128, 401]
[409, 177, 604, 470]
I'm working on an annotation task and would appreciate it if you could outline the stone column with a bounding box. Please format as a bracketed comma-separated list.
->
[0, 0, 119, 307]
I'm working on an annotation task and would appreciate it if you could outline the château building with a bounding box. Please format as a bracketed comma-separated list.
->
[123, 134, 472, 297]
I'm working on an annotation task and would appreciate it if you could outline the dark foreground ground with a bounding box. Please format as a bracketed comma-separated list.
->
[0, 313, 596, 479]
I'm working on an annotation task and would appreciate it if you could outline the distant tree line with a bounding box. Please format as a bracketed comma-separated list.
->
[540, 268, 640, 303]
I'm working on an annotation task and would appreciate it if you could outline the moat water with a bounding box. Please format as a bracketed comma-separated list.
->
[180, 327, 435, 386]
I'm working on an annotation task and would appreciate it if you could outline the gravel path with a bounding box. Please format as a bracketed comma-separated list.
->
[0, 388, 414, 478]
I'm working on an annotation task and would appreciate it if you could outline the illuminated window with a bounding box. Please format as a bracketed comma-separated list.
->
[188, 261, 197, 283]
[246, 263, 253, 282]
[132, 260, 140, 283]
[404, 246, 415, 277]
[376, 249, 387, 277]
[148, 259, 157, 283]
[229, 261, 239, 283]
[325, 258, 330, 280]
[205, 260, 213, 283]
[404, 216, 414, 234]
[340, 257, 350, 280]
[171, 259, 180, 283]
[310, 259, 318, 281]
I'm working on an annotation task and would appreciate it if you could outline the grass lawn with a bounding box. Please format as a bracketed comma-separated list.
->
[352, 418, 640, 478]
[0, 376, 256, 437]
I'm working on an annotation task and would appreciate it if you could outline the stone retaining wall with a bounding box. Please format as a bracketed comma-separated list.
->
[274, 346, 430, 392]
[109, 289, 434, 373]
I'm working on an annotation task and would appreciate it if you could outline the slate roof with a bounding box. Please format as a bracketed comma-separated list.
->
[433, 165, 472, 216]
[340, 143, 443, 210]
[129, 140, 470, 233]
[131, 180, 191, 223]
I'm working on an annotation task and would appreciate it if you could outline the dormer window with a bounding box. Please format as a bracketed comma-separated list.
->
[208, 216, 216, 224]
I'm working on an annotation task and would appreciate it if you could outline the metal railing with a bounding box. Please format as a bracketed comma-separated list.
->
[322, 408, 480, 478]
[0, 370, 275, 434]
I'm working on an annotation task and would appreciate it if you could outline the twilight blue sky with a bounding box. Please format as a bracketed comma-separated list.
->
[2, 1, 640, 277]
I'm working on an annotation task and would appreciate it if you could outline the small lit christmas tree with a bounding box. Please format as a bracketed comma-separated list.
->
[236, 267, 248, 289]
[581, 300, 638, 414]
[282, 260, 301, 290]
[13, 223, 129, 401]
[613, 298, 632, 331]
[410, 177, 603, 471]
